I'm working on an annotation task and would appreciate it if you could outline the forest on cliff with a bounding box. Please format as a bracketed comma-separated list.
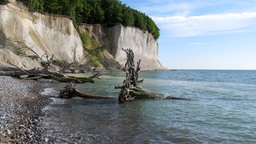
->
[3, 0, 160, 39]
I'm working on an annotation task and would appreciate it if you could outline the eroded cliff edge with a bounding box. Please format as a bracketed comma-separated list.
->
[107, 24, 163, 70]
[0, 2, 164, 71]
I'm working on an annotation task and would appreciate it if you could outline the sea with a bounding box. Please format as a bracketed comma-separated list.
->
[40, 70, 256, 144]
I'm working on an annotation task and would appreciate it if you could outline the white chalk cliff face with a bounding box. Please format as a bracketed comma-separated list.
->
[0, 2, 163, 70]
[0, 3, 84, 69]
[107, 24, 163, 70]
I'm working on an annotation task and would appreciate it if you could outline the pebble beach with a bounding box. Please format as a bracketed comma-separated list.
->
[0, 76, 50, 143]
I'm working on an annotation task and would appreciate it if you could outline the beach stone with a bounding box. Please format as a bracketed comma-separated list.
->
[0, 76, 51, 143]
[45, 137, 49, 143]
[7, 129, 12, 135]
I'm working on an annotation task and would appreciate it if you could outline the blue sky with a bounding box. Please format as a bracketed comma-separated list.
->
[120, 0, 256, 70]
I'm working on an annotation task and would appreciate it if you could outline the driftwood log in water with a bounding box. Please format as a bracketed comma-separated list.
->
[52, 72, 101, 83]
[115, 48, 167, 102]
[115, 48, 144, 102]
[116, 76, 189, 101]
[116, 48, 190, 103]
[59, 83, 113, 99]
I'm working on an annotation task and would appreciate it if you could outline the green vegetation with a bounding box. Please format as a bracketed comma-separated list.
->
[79, 32, 89, 46]
[17, 0, 160, 39]
[84, 46, 106, 67]
[78, 29, 104, 67]
[79, 31, 104, 67]
[52, 59, 68, 67]
[13, 45, 27, 56]
[0, 0, 8, 4]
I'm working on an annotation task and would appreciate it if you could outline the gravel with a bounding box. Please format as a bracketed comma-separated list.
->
[0, 76, 51, 143]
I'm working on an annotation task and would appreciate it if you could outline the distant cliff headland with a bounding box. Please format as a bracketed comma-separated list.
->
[0, 0, 163, 70]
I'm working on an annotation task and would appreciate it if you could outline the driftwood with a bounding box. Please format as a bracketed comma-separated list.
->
[125, 86, 188, 100]
[121, 86, 165, 99]
[115, 48, 144, 102]
[59, 83, 113, 99]
[1, 38, 90, 80]
[116, 48, 164, 102]
[116, 48, 189, 103]
[1, 38, 111, 99]
[0, 43, 189, 101]
[52, 72, 101, 83]
[0, 38, 100, 83]
[0, 66, 101, 83]
[0, 66, 110, 99]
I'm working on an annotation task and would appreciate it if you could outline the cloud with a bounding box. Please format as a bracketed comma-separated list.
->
[153, 12, 256, 37]
[140, 2, 196, 16]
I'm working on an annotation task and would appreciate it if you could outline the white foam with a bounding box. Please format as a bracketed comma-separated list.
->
[40, 87, 57, 96]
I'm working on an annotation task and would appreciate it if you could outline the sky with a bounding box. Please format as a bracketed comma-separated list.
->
[120, 0, 256, 70]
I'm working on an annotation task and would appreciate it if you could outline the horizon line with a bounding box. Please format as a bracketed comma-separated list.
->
[167, 68, 256, 71]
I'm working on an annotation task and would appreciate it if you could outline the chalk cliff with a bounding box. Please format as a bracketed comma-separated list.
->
[79, 24, 163, 70]
[107, 24, 163, 70]
[0, 2, 163, 70]
[0, 2, 84, 69]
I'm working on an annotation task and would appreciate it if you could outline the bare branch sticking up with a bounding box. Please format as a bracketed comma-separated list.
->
[116, 48, 144, 102]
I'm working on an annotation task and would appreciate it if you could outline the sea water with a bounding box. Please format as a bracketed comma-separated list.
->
[41, 70, 256, 143]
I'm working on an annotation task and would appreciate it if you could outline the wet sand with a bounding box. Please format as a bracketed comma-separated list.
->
[0, 76, 50, 143]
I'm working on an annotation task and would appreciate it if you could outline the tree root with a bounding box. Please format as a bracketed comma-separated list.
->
[59, 83, 113, 99]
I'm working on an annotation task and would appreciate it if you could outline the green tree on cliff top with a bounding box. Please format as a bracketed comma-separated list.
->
[17, 0, 160, 39]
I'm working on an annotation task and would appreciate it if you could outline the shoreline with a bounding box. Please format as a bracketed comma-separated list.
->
[0, 76, 51, 143]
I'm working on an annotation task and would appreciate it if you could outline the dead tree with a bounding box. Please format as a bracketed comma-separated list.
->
[116, 48, 190, 103]
[59, 83, 113, 99]
[46, 48, 189, 101]
[40, 53, 54, 72]
[1, 38, 94, 81]
[116, 48, 166, 103]
[115, 48, 144, 102]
